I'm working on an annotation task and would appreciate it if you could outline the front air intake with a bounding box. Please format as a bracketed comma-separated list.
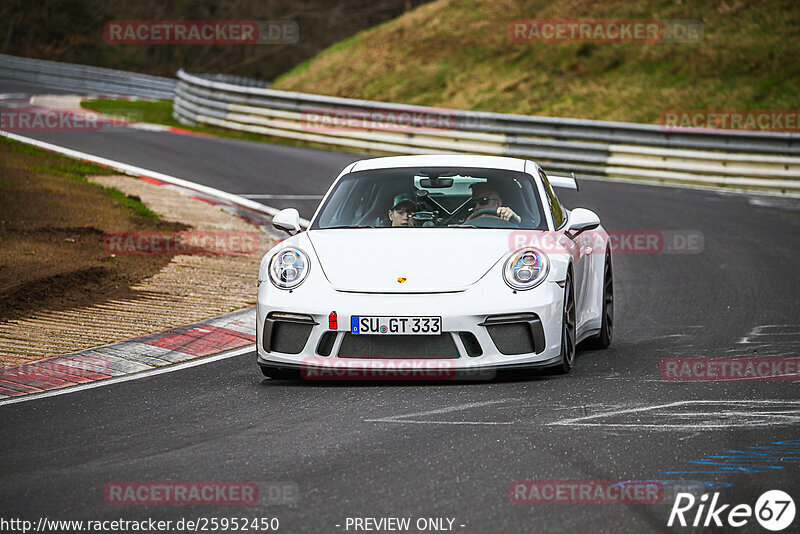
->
[337, 334, 459, 359]
[263, 312, 317, 354]
[481, 313, 545, 355]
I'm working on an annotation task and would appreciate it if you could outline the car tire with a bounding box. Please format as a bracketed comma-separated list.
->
[584, 249, 613, 350]
[553, 270, 576, 374]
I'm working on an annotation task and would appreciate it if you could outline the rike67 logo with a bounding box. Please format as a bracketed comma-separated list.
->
[668, 490, 795, 531]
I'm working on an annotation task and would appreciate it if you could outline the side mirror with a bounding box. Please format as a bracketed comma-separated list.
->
[566, 208, 600, 237]
[272, 208, 301, 236]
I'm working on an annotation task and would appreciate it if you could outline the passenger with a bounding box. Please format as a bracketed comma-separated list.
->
[387, 193, 417, 227]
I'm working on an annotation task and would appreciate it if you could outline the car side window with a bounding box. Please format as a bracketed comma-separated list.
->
[539, 171, 565, 229]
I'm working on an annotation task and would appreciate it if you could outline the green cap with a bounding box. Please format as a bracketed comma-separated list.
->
[392, 193, 417, 210]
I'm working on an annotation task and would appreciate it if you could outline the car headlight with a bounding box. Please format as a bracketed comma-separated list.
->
[503, 248, 549, 290]
[268, 248, 310, 289]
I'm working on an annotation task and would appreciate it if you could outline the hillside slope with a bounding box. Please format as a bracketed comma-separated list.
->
[273, 0, 800, 124]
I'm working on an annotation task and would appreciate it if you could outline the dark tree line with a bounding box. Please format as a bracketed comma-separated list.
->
[1, 0, 430, 81]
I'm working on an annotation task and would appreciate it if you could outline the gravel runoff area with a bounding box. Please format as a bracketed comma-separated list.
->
[0, 175, 274, 366]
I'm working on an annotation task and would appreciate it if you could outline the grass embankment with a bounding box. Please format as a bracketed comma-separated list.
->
[272, 0, 800, 124]
[0, 138, 185, 321]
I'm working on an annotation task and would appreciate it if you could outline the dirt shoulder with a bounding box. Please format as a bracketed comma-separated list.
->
[0, 139, 186, 321]
[0, 139, 273, 367]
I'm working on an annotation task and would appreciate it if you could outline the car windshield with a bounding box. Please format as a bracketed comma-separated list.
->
[311, 167, 548, 230]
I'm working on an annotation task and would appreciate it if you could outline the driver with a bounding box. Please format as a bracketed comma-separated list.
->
[387, 193, 417, 227]
[469, 182, 521, 224]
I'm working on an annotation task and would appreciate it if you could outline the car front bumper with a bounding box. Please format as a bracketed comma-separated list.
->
[256, 274, 565, 375]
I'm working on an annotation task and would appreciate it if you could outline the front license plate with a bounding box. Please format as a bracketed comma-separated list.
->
[351, 316, 442, 335]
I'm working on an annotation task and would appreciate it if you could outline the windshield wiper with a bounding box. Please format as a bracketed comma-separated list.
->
[448, 224, 476, 228]
[324, 225, 376, 229]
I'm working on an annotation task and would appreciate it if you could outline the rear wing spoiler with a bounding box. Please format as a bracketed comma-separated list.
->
[547, 172, 579, 191]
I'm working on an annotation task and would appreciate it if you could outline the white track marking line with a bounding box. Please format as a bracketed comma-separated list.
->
[575, 423, 798, 430]
[240, 194, 324, 200]
[125, 122, 171, 132]
[578, 172, 800, 199]
[747, 333, 799, 337]
[0, 345, 253, 408]
[364, 399, 514, 425]
[550, 400, 800, 429]
[551, 400, 693, 425]
[0, 130, 311, 226]
[749, 197, 800, 210]
[738, 324, 800, 343]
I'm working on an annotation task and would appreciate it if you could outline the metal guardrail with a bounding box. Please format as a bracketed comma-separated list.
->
[187, 72, 272, 89]
[175, 69, 800, 192]
[1, 56, 796, 192]
[0, 54, 175, 100]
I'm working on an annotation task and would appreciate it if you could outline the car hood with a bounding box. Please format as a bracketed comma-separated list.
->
[307, 229, 512, 293]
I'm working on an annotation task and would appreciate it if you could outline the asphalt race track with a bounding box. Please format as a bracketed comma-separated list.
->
[2, 80, 799, 533]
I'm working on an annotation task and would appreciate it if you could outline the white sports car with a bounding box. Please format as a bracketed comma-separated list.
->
[256, 155, 612, 379]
